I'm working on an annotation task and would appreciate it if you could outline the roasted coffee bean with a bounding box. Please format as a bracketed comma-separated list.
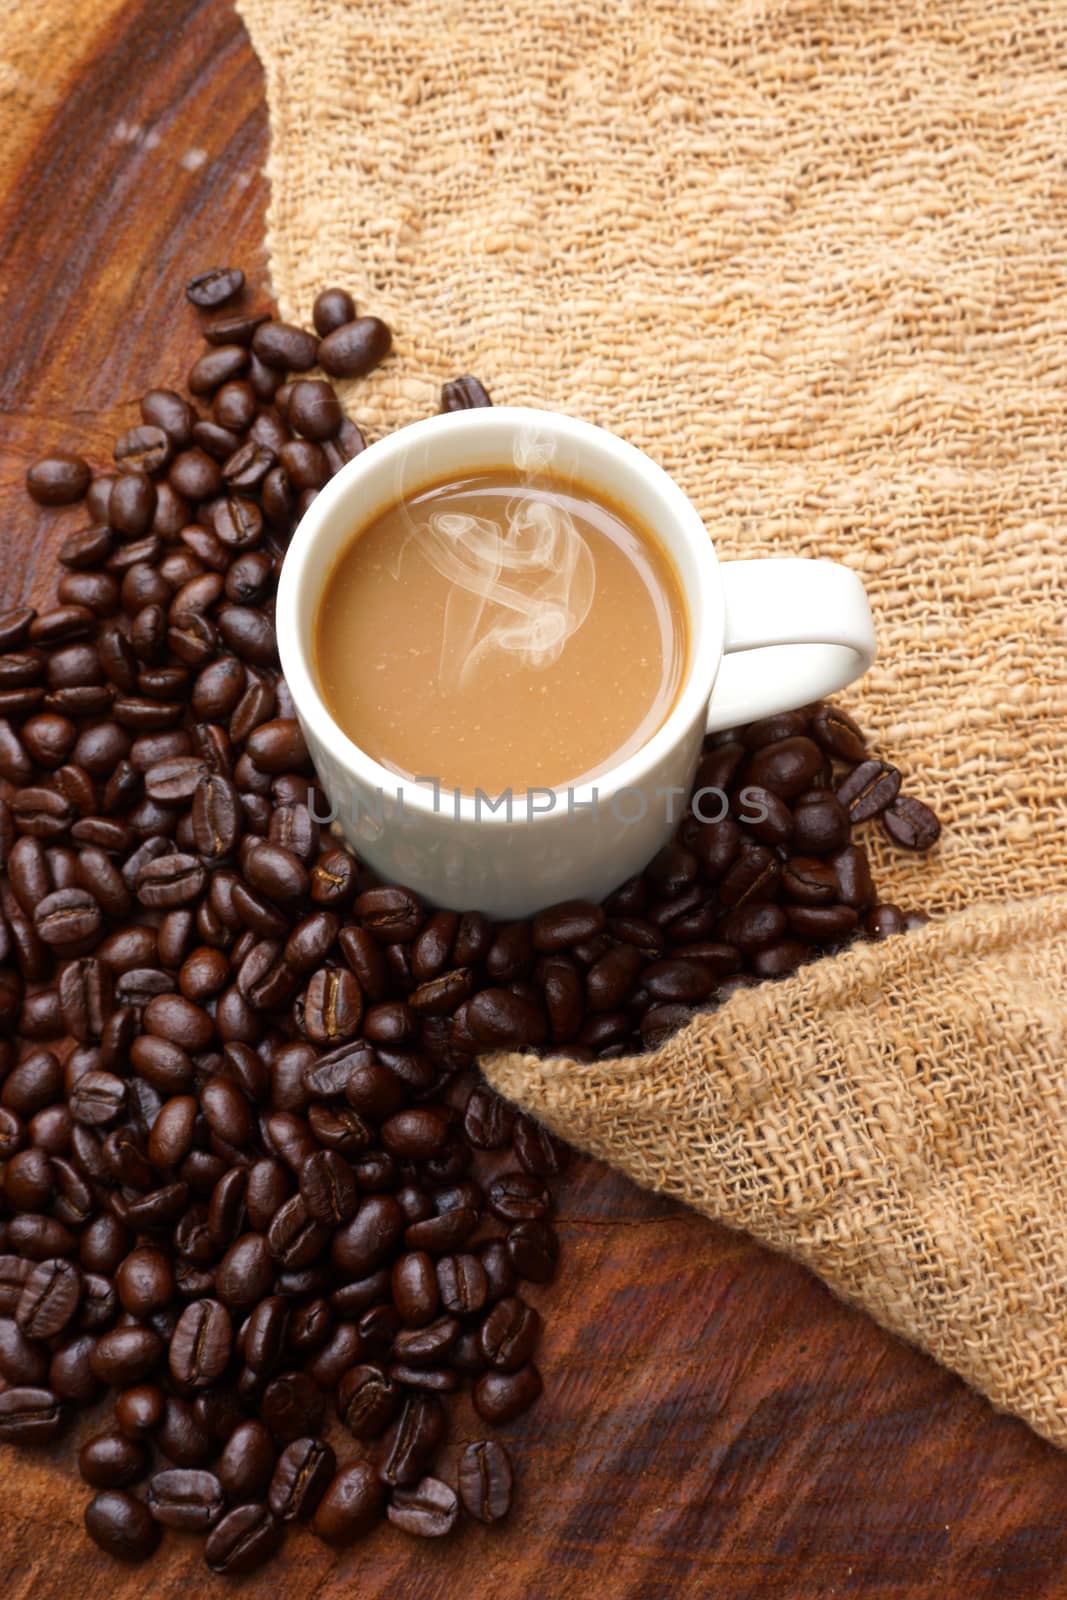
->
[262, 1370, 324, 1441]
[143, 755, 207, 803]
[242, 842, 309, 908]
[143, 991, 214, 1050]
[743, 736, 827, 799]
[6, 1209, 73, 1260]
[786, 902, 859, 941]
[812, 701, 868, 762]
[586, 943, 644, 1011]
[865, 903, 907, 939]
[334, 1362, 396, 1441]
[441, 373, 493, 410]
[473, 1363, 543, 1424]
[531, 899, 605, 952]
[215, 1233, 273, 1311]
[377, 1392, 445, 1487]
[136, 853, 206, 909]
[387, 1474, 458, 1538]
[436, 1253, 488, 1316]
[22, 712, 76, 768]
[719, 902, 787, 953]
[27, 453, 91, 506]
[252, 319, 320, 372]
[189, 344, 249, 396]
[882, 795, 941, 850]
[467, 987, 546, 1048]
[147, 1467, 225, 1531]
[267, 1194, 328, 1269]
[0, 1256, 32, 1313]
[751, 939, 810, 977]
[205, 307, 272, 346]
[200, 1075, 254, 1146]
[836, 759, 902, 822]
[113, 1384, 164, 1439]
[214, 494, 264, 549]
[79, 1431, 150, 1489]
[70, 1070, 125, 1134]
[116, 1246, 175, 1316]
[0, 649, 44, 691]
[190, 772, 241, 860]
[463, 1086, 515, 1150]
[49, 1333, 101, 1402]
[0, 605, 35, 649]
[285, 379, 342, 441]
[783, 856, 839, 905]
[480, 1296, 541, 1371]
[459, 1439, 513, 1522]
[109, 472, 158, 538]
[218, 1418, 275, 1499]
[297, 1148, 357, 1225]
[12, 783, 74, 844]
[791, 792, 851, 855]
[391, 1251, 440, 1328]
[168, 445, 223, 500]
[268, 1436, 335, 1520]
[84, 1489, 160, 1562]
[156, 1393, 213, 1467]
[16, 1258, 81, 1339]
[0, 1385, 66, 1442]
[486, 1172, 550, 1223]
[275, 438, 326, 486]
[300, 966, 363, 1043]
[5, 1148, 53, 1212]
[393, 1315, 461, 1369]
[311, 287, 357, 335]
[309, 847, 357, 906]
[242, 1294, 288, 1375]
[403, 1204, 478, 1255]
[187, 267, 245, 308]
[514, 1116, 567, 1177]
[318, 316, 392, 379]
[225, 551, 274, 607]
[115, 424, 171, 475]
[179, 944, 230, 1001]
[169, 1299, 232, 1388]
[330, 1193, 406, 1276]
[506, 1220, 558, 1284]
[58, 570, 120, 615]
[737, 784, 794, 847]
[140, 387, 195, 446]
[379, 1107, 448, 1160]
[312, 1460, 386, 1545]
[205, 1502, 282, 1575]
[0, 1318, 48, 1385]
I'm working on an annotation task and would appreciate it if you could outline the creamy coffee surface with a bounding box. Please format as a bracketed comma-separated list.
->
[314, 467, 687, 795]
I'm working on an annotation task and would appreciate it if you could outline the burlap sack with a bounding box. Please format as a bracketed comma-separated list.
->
[237, 0, 1067, 1443]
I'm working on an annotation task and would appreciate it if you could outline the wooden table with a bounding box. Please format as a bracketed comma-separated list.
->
[2, 2, 1066, 1594]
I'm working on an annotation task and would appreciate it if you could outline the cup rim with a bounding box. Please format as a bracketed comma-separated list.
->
[276, 405, 723, 823]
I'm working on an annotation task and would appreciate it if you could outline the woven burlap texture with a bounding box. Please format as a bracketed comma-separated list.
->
[237, 0, 1067, 1440]
[491, 893, 1067, 1449]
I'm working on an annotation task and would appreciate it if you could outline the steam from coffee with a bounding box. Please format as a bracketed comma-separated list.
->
[396, 427, 595, 692]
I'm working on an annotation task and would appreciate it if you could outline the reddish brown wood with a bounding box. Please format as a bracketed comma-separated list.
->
[1, 3, 1066, 1596]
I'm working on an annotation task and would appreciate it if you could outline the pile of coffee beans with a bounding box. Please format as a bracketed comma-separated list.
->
[1, 267, 939, 1572]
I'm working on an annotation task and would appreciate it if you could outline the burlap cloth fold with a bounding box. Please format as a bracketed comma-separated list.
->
[237, 0, 1067, 1443]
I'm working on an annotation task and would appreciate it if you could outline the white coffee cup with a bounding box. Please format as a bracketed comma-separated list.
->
[277, 406, 875, 917]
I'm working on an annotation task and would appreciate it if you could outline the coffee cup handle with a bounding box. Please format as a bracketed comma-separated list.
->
[707, 558, 876, 733]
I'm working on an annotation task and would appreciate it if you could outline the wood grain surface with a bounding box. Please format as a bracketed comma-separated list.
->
[1, 2, 1066, 1596]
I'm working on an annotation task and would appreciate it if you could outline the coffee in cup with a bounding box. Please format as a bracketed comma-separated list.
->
[313, 463, 689, 796]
